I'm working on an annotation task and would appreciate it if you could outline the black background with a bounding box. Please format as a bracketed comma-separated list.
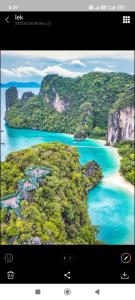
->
[0, 12, 135, 284]
[0, 245, 135, 283]
[0, 12, 135, 50]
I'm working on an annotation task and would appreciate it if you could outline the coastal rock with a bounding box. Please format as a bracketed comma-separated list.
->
[21, 91, 35, 102]
[107, 106, 134, 145]
[5, 87, 18, 111]
[74, 131, 87, 141]
[85, 161, 101, 176]
[83, 161, 102, 190]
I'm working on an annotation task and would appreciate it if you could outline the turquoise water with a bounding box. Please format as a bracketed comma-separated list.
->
[1, 88, 134, 244]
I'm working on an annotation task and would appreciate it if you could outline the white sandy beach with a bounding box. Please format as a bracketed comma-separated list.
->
[102, 144, 134, 194]
[103, 172, 134, 194]
[83, 138, 134, 194]
[90, 138, 134, 194]
[94, 139, 106, 145]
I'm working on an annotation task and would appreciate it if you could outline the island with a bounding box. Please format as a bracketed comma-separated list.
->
[4, 72, 134, 186]
[1, 71, 134, 245]
[1, 142, 102, 245]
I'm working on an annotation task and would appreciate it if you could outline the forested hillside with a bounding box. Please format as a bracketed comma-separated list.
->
[0, 142, 102, 245]
[111, 87, 134, 112]
[5, 72, 134, 139]
[114, 141, 134, 184]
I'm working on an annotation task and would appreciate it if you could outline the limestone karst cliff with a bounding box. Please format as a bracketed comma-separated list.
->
[6, 87, 18, 111]
[5, 73, 134, 137]
[53, 92, 69, 112]
[40, 75, 70, 112]
[107, 106, 134, 145]
[41, 90, 70, 112]
[21, 91, 35, 102]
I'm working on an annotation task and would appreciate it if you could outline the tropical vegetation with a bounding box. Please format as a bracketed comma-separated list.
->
[114, 141, 134, 184]
[5, 72, 134, 139]
[0, 142, 102, 245]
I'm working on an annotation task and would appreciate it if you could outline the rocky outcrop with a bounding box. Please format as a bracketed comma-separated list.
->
[42, 90, 69, 112]
[21, 91, 34, 102]
[83, 161, 103, 191]
[40, 75, 71, 113]
[74, 131, 87, 141]
[107, 106, 134, 145]
[6, 87, 18, 111]
[84, 161, 102, 177]
[53, 93, 69, 112]
[45, 92, 49, 103]
[40, 89, 49, 103]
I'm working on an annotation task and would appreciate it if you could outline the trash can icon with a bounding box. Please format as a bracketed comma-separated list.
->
[7, 271, 14, 280]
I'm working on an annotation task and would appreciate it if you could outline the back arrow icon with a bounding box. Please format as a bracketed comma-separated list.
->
[95, 289, 100, 295]
[5, 17, 10, 23]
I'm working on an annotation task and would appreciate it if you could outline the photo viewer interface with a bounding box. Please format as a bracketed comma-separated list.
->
[0, 10, 135, 300]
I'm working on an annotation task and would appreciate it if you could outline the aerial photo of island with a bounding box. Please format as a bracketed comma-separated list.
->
[0, 51, 134, 245]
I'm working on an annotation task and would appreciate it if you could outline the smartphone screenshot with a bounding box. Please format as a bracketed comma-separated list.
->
[0, 1, 135, 299]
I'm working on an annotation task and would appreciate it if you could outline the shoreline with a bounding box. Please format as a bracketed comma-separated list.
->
[102, 145, 134, 194]
[2, 124, 134, 194]
[89, 138, 134, 195]
[102, 172, 134, 194]
[91, 138, 106, 145]
[76, 136, 134, 194]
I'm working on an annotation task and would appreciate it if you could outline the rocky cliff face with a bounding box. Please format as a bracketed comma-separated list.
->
[53, 93, 69, 112]
[21, 92, 35, 102]
[107, 106, 134, 145]
[6, 87, 18, 111]
[40, 75, 70, 113]
[45, 92, 49, 103]
[40, 87, 70, 113]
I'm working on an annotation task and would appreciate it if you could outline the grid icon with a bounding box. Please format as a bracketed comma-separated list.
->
[123, 16, 130, 23]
